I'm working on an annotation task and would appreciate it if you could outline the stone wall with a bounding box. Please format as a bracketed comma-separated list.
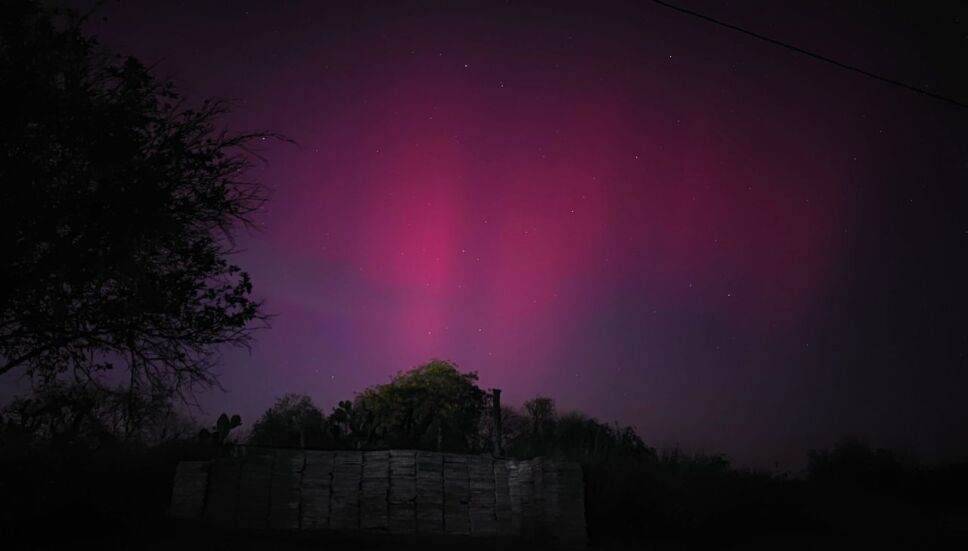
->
[170, 448, 585, 546]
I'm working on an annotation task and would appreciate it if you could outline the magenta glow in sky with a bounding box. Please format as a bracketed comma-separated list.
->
[72, 1, 968, 468]
[279, 60, 845, 363]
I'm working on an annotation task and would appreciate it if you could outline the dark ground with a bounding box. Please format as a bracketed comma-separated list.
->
[4, 442, 968, 550]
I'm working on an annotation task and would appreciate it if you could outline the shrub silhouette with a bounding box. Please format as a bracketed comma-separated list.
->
[248, 394, 328, 448]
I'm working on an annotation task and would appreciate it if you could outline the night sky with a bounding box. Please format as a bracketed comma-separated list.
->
[50, 1, 968, 468]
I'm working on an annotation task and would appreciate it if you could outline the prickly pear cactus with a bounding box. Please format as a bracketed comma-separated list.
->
[199, 413, 242, 445]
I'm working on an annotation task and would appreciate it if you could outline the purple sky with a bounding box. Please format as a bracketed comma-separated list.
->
[42, 1, 968, 468]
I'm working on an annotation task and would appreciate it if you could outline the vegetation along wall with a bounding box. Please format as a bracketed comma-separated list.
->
[170, 447, 586, 546]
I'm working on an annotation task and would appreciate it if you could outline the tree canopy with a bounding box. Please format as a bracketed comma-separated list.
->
[0, 380, 191, 448]
[0, 1, 269, 401]
[350, 359, 487, 452]
[240, 360, 651, 463]
[248, 394, 328, 449]
[242, 361, 491, 453]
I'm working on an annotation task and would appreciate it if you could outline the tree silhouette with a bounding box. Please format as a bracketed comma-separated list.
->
[351, 359, 487, 452]
[248, 394, 328, 448]
[501, 396, 652, 461]
[0, 381, 190, 447]
[0, 1, 271, 401]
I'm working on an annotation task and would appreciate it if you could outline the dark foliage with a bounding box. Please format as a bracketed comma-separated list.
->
[3, 365, 968, 548]
[0, 0, 270, 401]
[246, 361, 489, 453]
[248, 394, 328, 448]
[230, 365, 968, 547]
[0, 381, 195, 449]
[349, 359, 487, 452]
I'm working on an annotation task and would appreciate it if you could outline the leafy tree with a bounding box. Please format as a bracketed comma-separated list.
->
[503, 396, 652, 461]
[806, 437, 915, 491]
[0, 1, 270, 400]
[248, 394, 327, 448]
[523, 396, 556, 450]
[555, 411, 652, 460]
[326, 399, 361, 447]
[0, 381, 192, 447]
[351, 359, 487, 452]
[497, 405, 529, 454]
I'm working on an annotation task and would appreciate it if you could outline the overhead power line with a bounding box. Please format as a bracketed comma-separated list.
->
[651, 0, 968, 110]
